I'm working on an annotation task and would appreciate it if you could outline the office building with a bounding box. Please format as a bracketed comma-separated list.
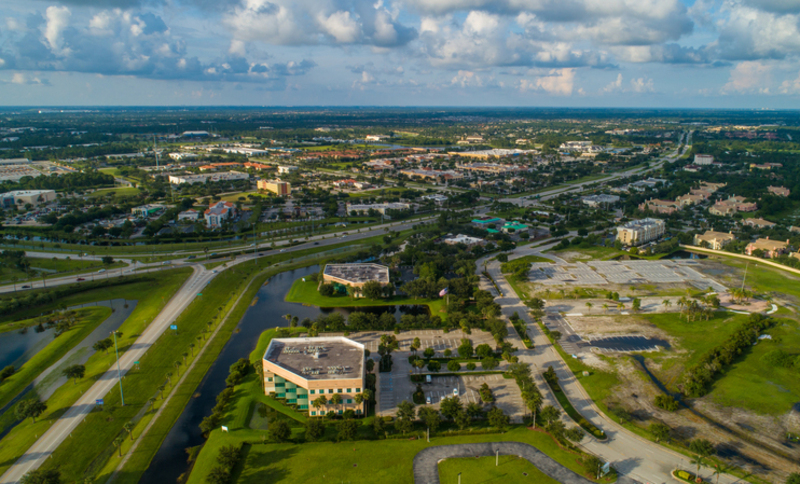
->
[616, 218, 666, 246]
[258, 179, 291, 196]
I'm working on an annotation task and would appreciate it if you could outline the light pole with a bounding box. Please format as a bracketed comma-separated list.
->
[112, 331, 125, 406]
[458, 472, 461, 484]
[496, 449, 499, 467]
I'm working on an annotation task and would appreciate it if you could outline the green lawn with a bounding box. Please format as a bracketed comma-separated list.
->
[640, 312, 749, 384]
[0, 307, 112, 411]
[0, 269, 192, 480]
[706, 316, 800, 415]
[716, 258, 800, 304]
[0, 258, 126, 284]
[438, 455, 560, 484]
[285, 277, 448, 320]
[87, 187, 141, 199]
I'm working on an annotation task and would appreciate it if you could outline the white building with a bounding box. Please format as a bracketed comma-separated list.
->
[0, 189, 57, 207]
[278, 165, 299, 174]
[560, 141, 604, 153]
[616, 218, 666, 246]
[421, 194, 449, 204]
[365, 135, 390, 141]
[443, 234, 486, 247]
[581, 194, 620, 207]
[204, 201, 236, 228]
[169, 171, 249, 185]
[178, 209, 200, 221]
[168, 153, 199, 161]
[694, 154, 714, 165]
[346, 202, 411, 217]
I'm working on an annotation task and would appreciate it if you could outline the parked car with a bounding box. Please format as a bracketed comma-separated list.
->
[426, 396, 431, 405]
[21, 285, 30, 289]
[425, 375, 432, 384]
[76, 278, 85, 282]
[453, 388, 458, 396]
[98, 269, 106, 273]
[187, 255, 196, 259]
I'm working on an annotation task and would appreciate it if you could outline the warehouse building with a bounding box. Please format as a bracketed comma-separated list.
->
[0, 189, 56, 207]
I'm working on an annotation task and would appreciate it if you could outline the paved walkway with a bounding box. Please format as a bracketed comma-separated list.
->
[413, 441, 637, 484]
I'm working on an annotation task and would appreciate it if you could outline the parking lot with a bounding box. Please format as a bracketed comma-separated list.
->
[528, 260, 725, 291]
[364, 328, 526, 422]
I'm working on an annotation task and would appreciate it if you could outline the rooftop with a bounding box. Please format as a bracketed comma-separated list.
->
[264, 337, 364, 381]
[323, 263, 390, 284]
[619, 218, 664, 229]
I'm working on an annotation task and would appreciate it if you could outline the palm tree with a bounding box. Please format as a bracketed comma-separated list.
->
[690, 456, 706, 478]
[189, 343, 195, 356]
[165, 372, 173, 386]
[712, 463, 731, 484]
[617, 302, 625, 312]
[124, 422, 135, 440]
[585, 302, 593, 312]
[602, 303, 609, 313]
[330, 393, 343, 414]
[662, 299, 672, 311]
[113, 436, 125, 457]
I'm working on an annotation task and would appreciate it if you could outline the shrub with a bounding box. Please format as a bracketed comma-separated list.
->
[447, 360, 461, 372]
[654, 394, 679, 412]
[466, 362, 476, 370]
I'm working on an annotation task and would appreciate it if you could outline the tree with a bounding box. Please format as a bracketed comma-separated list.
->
[124, 421, 135, 440]
[487, 406, 509, 432]
[319, 283, 335, 297]
[306, 418, 325, 442]
[648, 422, 670, 442]
[337, 419, 359, 441]
[62, 364, 85, 385]
[690, 439, 715, 476]
[583, 455, 605, 479]
[475, 344, 493, 358]
[447, 360, 461, 372]
[206, 466, 230, 484]
[16, 399, 47, 423]
[411, 337, 421, 354]
[480, 357, 498, 370]
[457, 340, 474, 359]
[427, 360, 441, 373]
[269, 420, 291, 442]
[20, 469, 62, 484]
[418, 406, 441, 433]
[479, 383, 494, 404]
[454, 409, 471, 430]
[362, 280, 384, 300]
[373, 416, 385, 436]
[113, 436, 124, 457]
[366, 359, 375, 374]
[217, 444, 241, 468]
[785, 473, 800, 484]
[423, 347, 435, 359]
[632, 298, 642, 312]
[1, 365, 16, 381]
[439, 396, 463, 420]
[540, 405, 560, 426]
[397, 400, 416, 420]
[101, 256, 114, 265]
[92, 338, 113, 355]
[312, 395, 328, 412]
[330, 393, 343, 414]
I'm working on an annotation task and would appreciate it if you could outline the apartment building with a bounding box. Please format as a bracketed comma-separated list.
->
[258, 179, 291, 196]
[616, 218, 666, 246]
[693, 230, 735, 250]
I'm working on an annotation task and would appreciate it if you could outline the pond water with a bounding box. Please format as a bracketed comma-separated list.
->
[664, 250, 708, 260]
[590, 335, 670, 351]
[0, 326, 57, 371]
[142, 265, 426, 484]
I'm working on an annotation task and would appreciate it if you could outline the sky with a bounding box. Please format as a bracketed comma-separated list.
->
[1, 0, 800, 107]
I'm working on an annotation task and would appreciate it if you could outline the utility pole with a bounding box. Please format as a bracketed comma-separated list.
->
[741, 261, 749, 292]
[112, 331, 125, 406]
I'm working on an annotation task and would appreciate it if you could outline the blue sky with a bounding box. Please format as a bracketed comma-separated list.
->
[1, 0, 799, 107]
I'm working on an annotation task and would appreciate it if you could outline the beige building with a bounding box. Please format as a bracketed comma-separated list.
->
[258, 179, 291, 195]
[263, 336, 365, 416]
[768, 186, 790, 197]
[322, 263, 390, 289]
[1, 189, 57, 206]
[693, 230, 735, 250]
[616, 218, 666, 246]
[745, 237, 789, 258]
[744, 218, 776, 229]
[638, 199, 678, 215]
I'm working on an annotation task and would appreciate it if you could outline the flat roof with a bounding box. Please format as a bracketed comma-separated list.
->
[323, 263, 390, 284]
[264, 337, 364, 381]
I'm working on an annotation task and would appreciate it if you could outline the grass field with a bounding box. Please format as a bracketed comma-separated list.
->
[0, 307, 112, 411]
[438, 455, 560, 484]
[87, 187, 141, 199]
[0, 258, 126, 284]
[0, 269, 192, 480]
[285, 277, 447, 320]
[706, 316, 800, 415]
[640, 312, 749, 382]
[716, 257, 800, 304]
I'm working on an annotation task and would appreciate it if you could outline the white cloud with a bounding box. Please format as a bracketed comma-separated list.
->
[519, 68, 575, 95]
[451, 69, 483, 87]
[604, 73, 623, 92]
[318, 11, 361, 43]
[722, 61, 772, 93]
[716, 2, 800, 60]
[780, 71, 800, 93]
[44, 6, 72, 56]
[630, 76, 654, 92]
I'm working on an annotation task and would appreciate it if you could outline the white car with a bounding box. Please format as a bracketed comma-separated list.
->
[426, 396, 431, 405]
[453, 388, 458, 396]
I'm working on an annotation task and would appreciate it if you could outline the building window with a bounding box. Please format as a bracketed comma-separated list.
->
[347, 399, 352, 404]
[311, 411, 316, 416]
[309, 389, 315, 394]
[347, 388, 352, 393]
[337, 389, 343, 393]
[267, 377, 273, 382]
[328, 389, 333, 394]
[356, 388, 361, 392]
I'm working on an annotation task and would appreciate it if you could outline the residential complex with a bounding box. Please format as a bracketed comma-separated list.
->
[168, 171, 249, 185]
[693, 230, 735, 250]
[745, 238, 790, 258]
[262, 336, 365, 415]
[345, 202, 410, 216]
[616, 218, 666, 246]
[204, 201, 236, 228]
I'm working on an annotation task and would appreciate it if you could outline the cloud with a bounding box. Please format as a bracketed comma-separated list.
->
[780, 71, 800, 93]
[603, 73, 623, 92]
[721, 61, 772, 93]
[629, 76, 654, 92]
[716, 2, 800, 60]
[223, 0, 417, 47]
[2, 72, 50, 85]
[0, 8, 315, 84]
[611, 43, 717, 64]
[519, 68, 575, 95]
